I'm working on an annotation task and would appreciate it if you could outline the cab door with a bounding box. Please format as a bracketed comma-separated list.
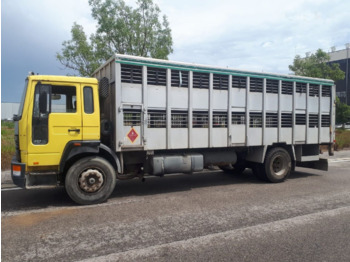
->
[81, 85, 100, 141]
[28, 81, 82, 167]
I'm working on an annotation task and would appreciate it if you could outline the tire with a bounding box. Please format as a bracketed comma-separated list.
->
[264, 147, 291, 183]
[252, 147, 291, 183]
[65, 156, 116, 205]
[219, 164, 246, 175]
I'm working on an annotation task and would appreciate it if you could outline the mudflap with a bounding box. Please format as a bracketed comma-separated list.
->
[296, 158, 328, 171]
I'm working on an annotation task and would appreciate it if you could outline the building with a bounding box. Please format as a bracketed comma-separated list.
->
[328, 45, 350, 105]
[1, 102, 20, 120]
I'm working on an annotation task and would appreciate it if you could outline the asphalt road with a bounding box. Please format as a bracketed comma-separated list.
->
[2, 153, 350, 262]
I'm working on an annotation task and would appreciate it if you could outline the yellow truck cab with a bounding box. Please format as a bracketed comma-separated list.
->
[11, 75, 108, 196]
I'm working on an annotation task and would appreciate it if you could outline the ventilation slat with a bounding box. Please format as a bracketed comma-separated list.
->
[309, 84, 320, 97]
[282, 81, 293, 95]
[193, 72, 209, 89]
[296, 82, 306, 93]
[171, 70, 189, 87]
[232, 76, 246, 88]
[193, 111, 209, 128]
[309, 114, 319, 128]
[121, 64, 142, 84]
[213, 112, 227, 128]
[213, 74, 229, 90]
[147, 67, 166, 86]
[250, 77, 263, 93]
[266, 112, 278, 127]
[281, 113, 292, 128]
[171, 111, 188, 128]
[232, 112, 245, 125]
[249, 112, 262, 127]
[266, 79, 278, 94]
[148, 110, 166, 128]
[296, 114, 306, 125]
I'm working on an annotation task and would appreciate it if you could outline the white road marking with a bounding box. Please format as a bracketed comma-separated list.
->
[328, 158, 350, 163]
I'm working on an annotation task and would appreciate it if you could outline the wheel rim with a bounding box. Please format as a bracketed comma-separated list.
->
[271, 155, 287, 176]
[78, 169, 104, 193]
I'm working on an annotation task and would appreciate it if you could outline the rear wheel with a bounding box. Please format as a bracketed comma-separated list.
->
[65, 156, 116, 205]
[252, 147, 291, 183]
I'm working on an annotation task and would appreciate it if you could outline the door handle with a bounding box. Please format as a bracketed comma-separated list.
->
[68, 129, 80, 133]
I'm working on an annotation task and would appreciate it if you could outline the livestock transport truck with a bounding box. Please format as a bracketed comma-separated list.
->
[11, 54, 335, 204]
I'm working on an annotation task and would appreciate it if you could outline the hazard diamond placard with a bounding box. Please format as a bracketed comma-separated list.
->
[127, 128, 139, 143]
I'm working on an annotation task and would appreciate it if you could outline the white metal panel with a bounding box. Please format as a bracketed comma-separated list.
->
[121, 83, 142, 104]
[295, 126, 306, 142]
[280, 95, 293, 111]
[265, 128, 278, 145]
[308, 128, 318, 144]
[148, 85, 166, 108]
[280, 129, 292, 144]
[248, 128, 262, 146]
[193, 89, 209, 109]
[192, 129, 208, 148]
[308, 97, 319, 113]
[213, 90, 228, 110]
[321, 97, 331, 113]
[231, 126, 246, 144]
[295, 93, 306, 109]
[146, 129, 166, 149]
[212, 129, 227, 147]
[266, 94, 278, 111]
[231, 88, 246, 108]
[170, 87, 188, 109]
[249, 93, 263, 111]
[320, 128, 330, 143]
[170, 129, 188, 149]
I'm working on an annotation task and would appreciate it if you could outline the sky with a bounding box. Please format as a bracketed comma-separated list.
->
[1, 0, 350, 102]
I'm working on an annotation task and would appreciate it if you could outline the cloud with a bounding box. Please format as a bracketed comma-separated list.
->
[2, 0, 350, 102]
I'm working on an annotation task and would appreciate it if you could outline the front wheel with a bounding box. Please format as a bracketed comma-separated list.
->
[65, 156, 116, 205]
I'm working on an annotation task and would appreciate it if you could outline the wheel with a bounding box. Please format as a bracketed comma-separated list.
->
[263, 147, 291, 183]
[219, 163, 246, 175]
[65, 156, 116, 205]
[252, 147, 291, 183]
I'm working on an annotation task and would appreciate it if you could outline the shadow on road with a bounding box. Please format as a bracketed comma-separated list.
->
[1, 168, 320, 212]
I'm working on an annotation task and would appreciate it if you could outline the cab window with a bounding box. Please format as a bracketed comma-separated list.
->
[51, 86, 76, 113]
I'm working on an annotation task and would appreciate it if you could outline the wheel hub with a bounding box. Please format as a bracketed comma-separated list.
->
[272, 156, 285, 175]
[79, 169, 104, 193]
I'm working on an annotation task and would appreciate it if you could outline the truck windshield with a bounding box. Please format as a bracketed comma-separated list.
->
[15, 79, 28, 120]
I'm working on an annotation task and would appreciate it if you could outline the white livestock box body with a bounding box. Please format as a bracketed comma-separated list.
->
[93, 54, 335, 154]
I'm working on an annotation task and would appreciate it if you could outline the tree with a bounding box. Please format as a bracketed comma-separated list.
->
[289, 49, 345, 81]
[57, 0, 173, 76]
[336, 97, 350, 126]
[56, 23, 105, 77]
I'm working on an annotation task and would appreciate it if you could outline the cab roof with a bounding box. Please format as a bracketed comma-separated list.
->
[28, 75, 98, 84]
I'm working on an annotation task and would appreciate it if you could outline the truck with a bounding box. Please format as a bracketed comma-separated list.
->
[11, 54, 335, 205]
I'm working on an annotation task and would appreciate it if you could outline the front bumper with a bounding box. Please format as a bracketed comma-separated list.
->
[11, 157, 26, 188]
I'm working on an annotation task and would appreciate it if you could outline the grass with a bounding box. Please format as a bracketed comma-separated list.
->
[335, 129, 350, 150]
[1, 121, 15, 170]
